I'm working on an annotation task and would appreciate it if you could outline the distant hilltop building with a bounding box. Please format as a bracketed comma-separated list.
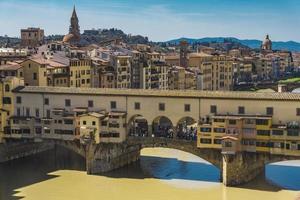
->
[261, 34, 272, 51]
[63, 6, 81, 44]
[20, 27, 44, 48]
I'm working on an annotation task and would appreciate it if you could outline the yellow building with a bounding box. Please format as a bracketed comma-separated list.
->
[21, 58, 48, 86]
[189, 52, 233, 91]
[0, 77, 24, 141]
[70, 58, 92, 88]
[112, 55, 131, 89]
[79, 112, 105, 144]
[198, 113, 300, 156]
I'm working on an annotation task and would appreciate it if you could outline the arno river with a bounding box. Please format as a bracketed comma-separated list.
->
[0, 146, 299, 200]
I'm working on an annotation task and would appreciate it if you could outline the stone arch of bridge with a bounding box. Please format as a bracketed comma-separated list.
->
[127, 114, 149, 137]
[131, 137, 222, 169]
[151, 116, 174, 138]
[175, 116, 198, 139]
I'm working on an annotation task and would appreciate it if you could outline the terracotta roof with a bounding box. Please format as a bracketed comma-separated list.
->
[0, 63, 23, 71]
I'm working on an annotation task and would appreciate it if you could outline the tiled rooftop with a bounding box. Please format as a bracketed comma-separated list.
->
[12, 86, 300, 101]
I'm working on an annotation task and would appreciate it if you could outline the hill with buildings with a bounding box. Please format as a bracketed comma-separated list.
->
[166, 37, 300, 52]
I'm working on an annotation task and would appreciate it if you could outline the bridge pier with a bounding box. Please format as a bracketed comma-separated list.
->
[222, 152, 266, 186]
[85, 142, 141, 174]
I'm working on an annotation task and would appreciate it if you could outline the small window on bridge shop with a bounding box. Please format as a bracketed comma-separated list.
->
[286, 143, 290, 150]
[184, 104, 191, 112]
[35, 109, 40, 118]
[83, 121, 86, 125]
[26, 108, 30, 117]
[159, 103, 165, 111]
[111, 101, 117, 109]
[213, 128, 225, 133]
[88, 100, 94, 108]
[35, 127, 42, 134]
[134, 102, 140, 110]
[65, 99, 71, 107]
[228, 119, 236, 125]
[46, 110, 51, 119]
[213, 118, 225, 123]
[101, 121, 108, 126]
[64, 119, 73, 125]
[298, 144, 300, 150]
[287, 129, 299, 136]
[257, 130, 270, 136]
[224, 141, 232, 147]
[4, 84, 9, 92]
[22, 129, 30, 134]
[44, 98, 49, 105]
[297, 108, 300, 116]
[244, 119, 255, 125]
[210, 105, 217, 114]
[238, 106, 245, 114]
[200, 127, 211, 132]
[2, 97, 11, 104]
[92, 121, 96, 126]
[273, 142, 283, 148]
[266, 107, 274, 115]
[200, 138, 212, 144]
[214, 139, 222, 144]
[16, 96, 22, 104]
[256, 119, 269, 125]
[272, 129, 284, 136]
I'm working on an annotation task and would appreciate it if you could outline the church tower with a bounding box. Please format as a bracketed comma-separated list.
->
[63, 5, 81, 44]
[69, 5, 80, 39]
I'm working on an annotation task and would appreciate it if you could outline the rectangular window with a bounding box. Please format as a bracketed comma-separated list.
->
[2, 97, 11, 104]
[111, 101, 117, 109]
[214, 139, 222, 144]
[44, 98, 49, 105]
[17, 108, 21, 116]
[65, 99, 71, 107]
[134, 102, 140, 110]
[46, 109, 51, 118]
[257, 130, 270, 136]
[200, 138, 212, 144]
[92, 121, 96, 126]
[33, 73, 37, 80]
[184, 104, 191, 112]
[16, 96, 22, 104]
[297, 108, 300, 116]
[83, 121, 86, 125]
[35, 108, 39, 118]
[238, 106, 245, 114]
[213, 128, 226, 133]
[64, 119, 73, 125]
[200, 127, 211, 132]
[229, 119, 236, 125]
[256, 119, 269, 125]
[88, 100, 94, 108]
[266, 107, 274, 115]
[26, 108, 30, 117]
[210, 105, 217, 114]
[272, 129, 284, 136]
[159, 103, 165, 111]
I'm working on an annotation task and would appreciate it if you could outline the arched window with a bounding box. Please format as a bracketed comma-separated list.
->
[5, 84, 10, 92]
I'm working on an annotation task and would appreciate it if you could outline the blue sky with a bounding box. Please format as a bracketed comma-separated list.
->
[0, 0, 300, 42]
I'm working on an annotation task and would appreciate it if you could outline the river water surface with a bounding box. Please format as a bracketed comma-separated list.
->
[0, 146, 299, 200]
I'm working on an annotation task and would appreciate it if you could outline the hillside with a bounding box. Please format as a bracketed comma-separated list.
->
[166, 37, 300, 52]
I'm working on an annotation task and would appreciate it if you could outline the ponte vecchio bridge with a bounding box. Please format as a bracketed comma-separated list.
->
[1, 86, 300, 186]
